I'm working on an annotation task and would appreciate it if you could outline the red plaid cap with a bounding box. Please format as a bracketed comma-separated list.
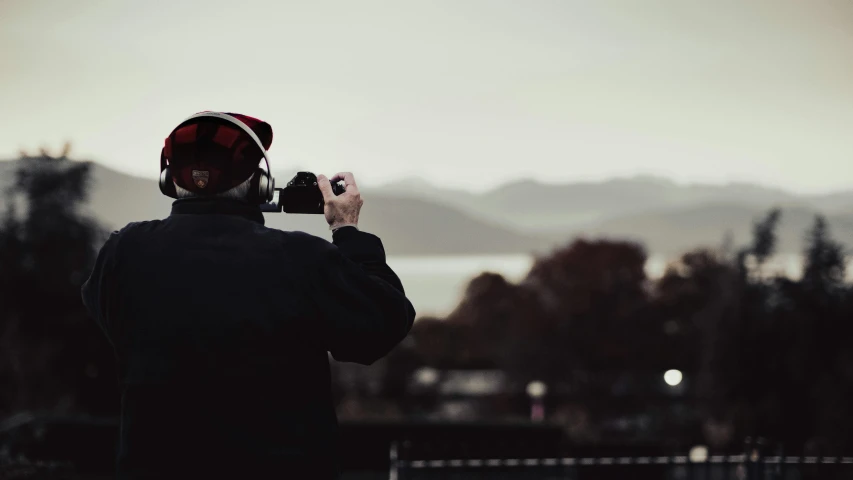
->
[163, 111, 273, 195]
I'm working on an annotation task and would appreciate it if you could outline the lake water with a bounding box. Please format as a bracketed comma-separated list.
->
[386, 254, 533, 317]
[386, 254, 853, 318]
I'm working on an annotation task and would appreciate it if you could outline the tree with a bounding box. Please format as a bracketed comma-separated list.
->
[654, 249, 739, 378]
[0, 150, 116, 417]
[447, 272, 541, 370]
[701, 210, 853, 453]
[795, 215, 852, 452]
[523, 239, 650, 377]
[748, 208, 781, 267]
[802, 215, 847, 295]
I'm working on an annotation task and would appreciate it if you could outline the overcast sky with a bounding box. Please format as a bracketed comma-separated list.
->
[2, 0, 852, 193]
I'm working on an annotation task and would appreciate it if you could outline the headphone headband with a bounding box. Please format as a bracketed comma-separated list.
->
[172, 111, 272, 177]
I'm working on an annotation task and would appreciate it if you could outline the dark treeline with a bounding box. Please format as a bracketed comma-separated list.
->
[0, 149, 118, 417]
[1, 154, 851, 456]
[0, 151, 116, 419]
[370, 208, 853, 453]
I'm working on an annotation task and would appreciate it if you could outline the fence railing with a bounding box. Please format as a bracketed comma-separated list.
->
[389, 444, 853, 480]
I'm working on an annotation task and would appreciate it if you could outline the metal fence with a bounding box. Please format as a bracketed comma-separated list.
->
[389, 445, 853, 480]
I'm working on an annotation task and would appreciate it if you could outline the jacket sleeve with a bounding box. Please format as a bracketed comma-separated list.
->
[306, 226, 415, 365]
[81, 231, 120, 344]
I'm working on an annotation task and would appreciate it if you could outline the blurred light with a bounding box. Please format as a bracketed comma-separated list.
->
[689, 445, 709, 463]
[664, 369, 683, 387]
[414, 367, 439, 386]
[526, 380, 547, 398]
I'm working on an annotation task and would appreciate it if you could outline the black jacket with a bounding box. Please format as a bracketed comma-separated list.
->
[81, 197, 415, 479]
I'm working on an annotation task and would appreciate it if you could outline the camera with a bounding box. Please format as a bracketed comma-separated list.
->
[259, 171, 346, 214]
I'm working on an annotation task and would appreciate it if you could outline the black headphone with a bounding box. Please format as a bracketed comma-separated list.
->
[159, 111, 275, 204]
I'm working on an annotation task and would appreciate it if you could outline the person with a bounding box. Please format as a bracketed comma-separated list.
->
[81, 112, 415, 479]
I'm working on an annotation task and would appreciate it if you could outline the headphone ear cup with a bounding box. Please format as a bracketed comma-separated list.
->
[246, 168, 273, 204]
[260, 171, 274, 202]
[159, 167, 178, 199]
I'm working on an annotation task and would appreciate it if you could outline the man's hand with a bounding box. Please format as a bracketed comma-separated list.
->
[317, 172, 363, 230]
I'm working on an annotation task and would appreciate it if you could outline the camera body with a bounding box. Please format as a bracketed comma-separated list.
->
[259, 171, 346, 214]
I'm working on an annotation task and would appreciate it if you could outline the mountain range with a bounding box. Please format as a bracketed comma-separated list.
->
[2, 159, 851, 255]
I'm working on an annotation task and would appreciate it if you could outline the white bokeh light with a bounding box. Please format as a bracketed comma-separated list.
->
[526, 381, 547, 398]
[664, 369, 683, 387]
[414, 367, 439, 386]
[689, 445, 709, 463]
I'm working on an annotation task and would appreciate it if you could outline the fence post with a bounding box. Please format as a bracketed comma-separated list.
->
[756, 437, 766, 480]
[389, 441, 399, 480]
[744, 437, 754, 480]
[775, 443, 785, 480]
[743, 436, 765, 480]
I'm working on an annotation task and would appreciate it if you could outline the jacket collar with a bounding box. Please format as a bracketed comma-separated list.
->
[170, 197, 265, 225]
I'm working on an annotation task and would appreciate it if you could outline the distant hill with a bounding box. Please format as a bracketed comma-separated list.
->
[372, 176, 477, 210]
[374, 175, 853, 233]
[808, 190, 853, 213]
[0, 159, 545, 255]
[263, 194, 547, 255]
[2, 159, 851, 255]
[551, 203, 853, 255]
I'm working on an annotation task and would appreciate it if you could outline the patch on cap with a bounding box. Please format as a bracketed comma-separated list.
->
[192, 170, 210, 189]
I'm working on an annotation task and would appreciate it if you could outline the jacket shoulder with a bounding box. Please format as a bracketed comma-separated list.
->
[279, 230, 336, 254]
[99, 220, 163, 252]
[113, 220, 163, 236]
